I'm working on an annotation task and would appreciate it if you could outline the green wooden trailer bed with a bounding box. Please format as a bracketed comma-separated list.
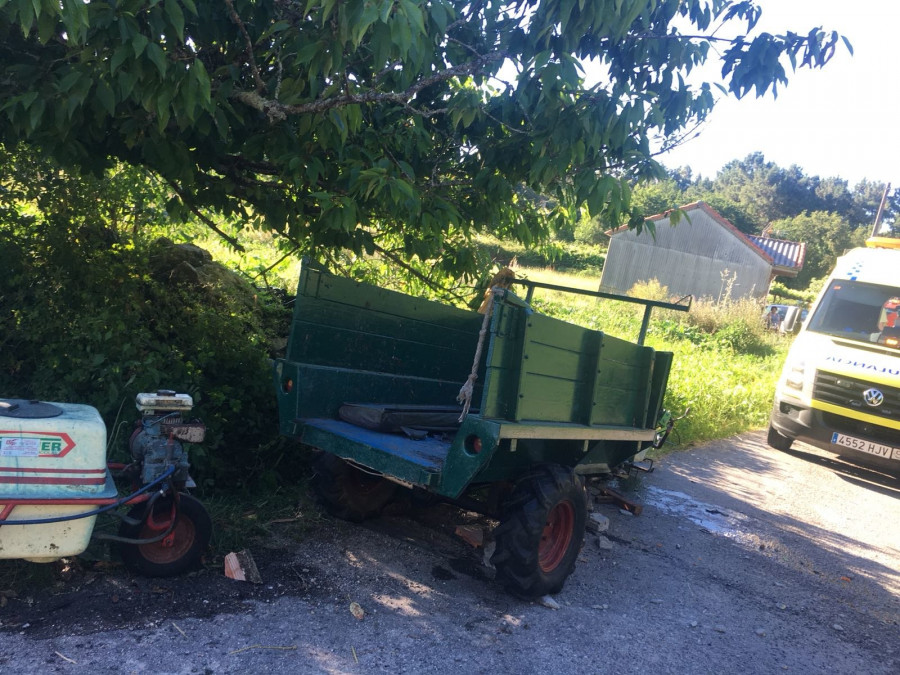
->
[274, 259, 689, 596]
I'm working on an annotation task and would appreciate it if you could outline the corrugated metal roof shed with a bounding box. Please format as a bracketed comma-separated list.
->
[746, 235, 805, 274]
[600, 202, 806, 301]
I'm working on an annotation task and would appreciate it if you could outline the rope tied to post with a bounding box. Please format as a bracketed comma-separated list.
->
[457, 286, 503, 422]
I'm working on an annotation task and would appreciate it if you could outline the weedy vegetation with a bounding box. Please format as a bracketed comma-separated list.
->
[516, 267, 789, 453]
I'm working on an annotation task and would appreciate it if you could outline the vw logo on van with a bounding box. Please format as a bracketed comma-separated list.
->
[863, 388, 884, 407]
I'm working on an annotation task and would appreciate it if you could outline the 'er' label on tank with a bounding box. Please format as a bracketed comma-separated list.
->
[0, 433, 73, 457]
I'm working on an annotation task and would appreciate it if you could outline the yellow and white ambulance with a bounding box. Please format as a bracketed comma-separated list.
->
[767, 237, 900, 473]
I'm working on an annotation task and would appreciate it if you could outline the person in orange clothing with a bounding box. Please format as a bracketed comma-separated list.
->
[877, 297, 899, 330]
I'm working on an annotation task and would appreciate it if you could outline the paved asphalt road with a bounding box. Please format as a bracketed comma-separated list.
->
[1, 430, 898, 674]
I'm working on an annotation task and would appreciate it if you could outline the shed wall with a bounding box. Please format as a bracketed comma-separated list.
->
[600, 211, 772, 301]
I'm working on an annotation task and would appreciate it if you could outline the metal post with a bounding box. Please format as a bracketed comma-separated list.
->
[872, 182, 891, 237]
[638, 307, 652, 346]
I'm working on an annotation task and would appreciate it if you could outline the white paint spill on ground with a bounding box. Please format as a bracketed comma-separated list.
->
[643, 485, 756, 545]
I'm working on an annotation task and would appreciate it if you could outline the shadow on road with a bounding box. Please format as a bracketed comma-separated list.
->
[779, 446, 900, 498]
[652, 432, 900, 619]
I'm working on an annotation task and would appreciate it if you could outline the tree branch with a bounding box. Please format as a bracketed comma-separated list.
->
[372, 243, 469, 304]
[224, 0, 267, 93]
[166, 179, 245, 251]
[231, 52, 506, 122]
[252, 243, 303, 282]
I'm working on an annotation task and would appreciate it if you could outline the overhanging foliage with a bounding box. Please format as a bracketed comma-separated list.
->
[0, 0, 846, 275]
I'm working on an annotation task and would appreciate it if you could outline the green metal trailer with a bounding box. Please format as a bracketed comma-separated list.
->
[274, 259, 689, 597]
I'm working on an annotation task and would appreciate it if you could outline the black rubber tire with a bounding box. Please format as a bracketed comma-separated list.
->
[491, 465, 587, 598]
[118, 493, 212, 577]
[767, 424, 794, 452]
[312, 452, 398, 522]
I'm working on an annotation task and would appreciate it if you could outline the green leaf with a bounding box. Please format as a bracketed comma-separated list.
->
[117, 70, 139, 100]
[95, 79, 116, 116]
[110, 45, 131, 75]
[398, 0, 425, 35]
[164, 0, 185, 43]
[588, 176, 616, 217]
[36, 9, 55, 43]
[146, 42, 167, 78]
[428, 2, 448, 33]
[296, 41, 323, 64]
[180, 76, 197, 123]
[15, 91, 39, 111]
[28, 97, 45, 131]
[380, 0, 393, 23]
[213, 108, 229, 140]
[533, 50, 551, 72]
[259, 19, 291, 41]
[18, 0, 35, 38]
[397, 160, 415, 180]
[66, 90, 83, 119]
[392, 178, 414, 200]
[328, 109, 347, 142]
[192, 59, 211, 105]
[56, 70, 82, 93]
[156, 94, 171, 131]
[320, 0, 337, 24]
[131, 33, 149, 58]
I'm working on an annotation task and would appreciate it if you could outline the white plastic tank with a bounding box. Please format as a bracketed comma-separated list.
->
[0, 399, 116, 561]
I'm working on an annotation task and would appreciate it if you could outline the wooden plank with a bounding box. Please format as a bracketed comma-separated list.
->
[516, 374, 580, 422]
[288, 264, 481, 358]
[290, 364, 474, 420]
[632, 347, 655, 429]
[481, 303, 525, 420]
[301, 419, 450, 473]
[521, 341, 586, 380]
[288, 319, 475, 380]
[496, 423, 656, 441]
[589, 333, 646, 426]
[286, 262, 485, 383]
[590, 385, 637, 427]
[513, 313, 595, 423]
[644, 351, 673, 427]
[300, 420, 450, 487]
[296, 298, 479, 349]
[523, 312, 593, 352]
[308, 268, 479, 328]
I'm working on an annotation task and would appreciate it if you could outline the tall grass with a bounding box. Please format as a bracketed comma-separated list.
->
[649, 340, 785, 449]
[512, 266, 790, 451]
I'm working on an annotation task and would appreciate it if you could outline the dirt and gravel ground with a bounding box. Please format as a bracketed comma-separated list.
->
[1, 430, 898, 674]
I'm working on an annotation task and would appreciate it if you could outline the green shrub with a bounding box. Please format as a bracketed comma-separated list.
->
[627, 278, 673, 302]
[0, 222, 294, 492]
[651, 339, 786, 447]
[713, 318, 771, 355]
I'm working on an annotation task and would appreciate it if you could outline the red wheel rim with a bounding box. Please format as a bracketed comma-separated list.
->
[137, 510, 196, 564]
[538, 500, 575, 573]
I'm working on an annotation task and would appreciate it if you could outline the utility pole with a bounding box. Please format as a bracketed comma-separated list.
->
[871, 182, 891, 237]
